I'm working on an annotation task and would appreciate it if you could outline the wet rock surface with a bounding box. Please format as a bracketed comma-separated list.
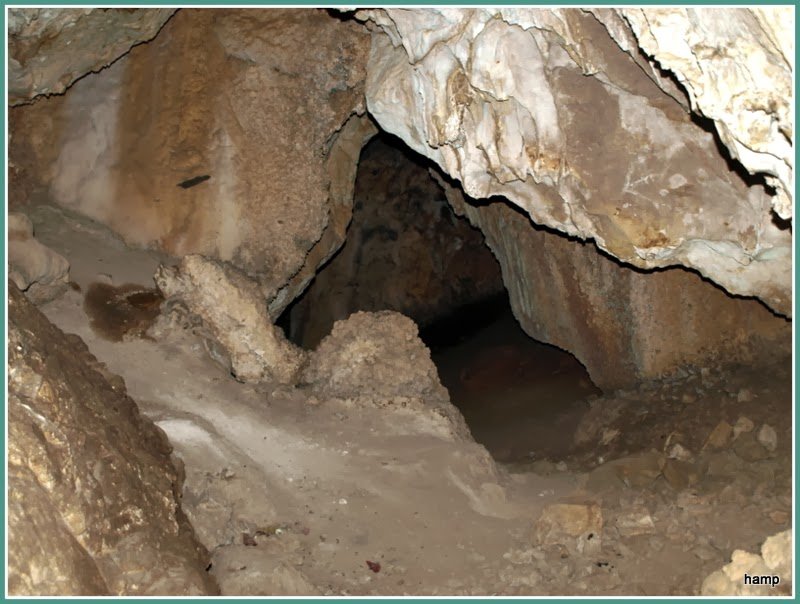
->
[7, 284, 217, 596]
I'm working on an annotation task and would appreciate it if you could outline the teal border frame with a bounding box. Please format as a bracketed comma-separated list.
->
[2, 2, 796, 603]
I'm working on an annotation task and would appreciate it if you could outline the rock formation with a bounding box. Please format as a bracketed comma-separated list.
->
[10, 8, 371, 316]
[8, 7, 175, 105]
[7, 284, 217, 595]
[353, 8, 792, 316]
[8, 212, 70, 304]
[155, 254, 306, 384]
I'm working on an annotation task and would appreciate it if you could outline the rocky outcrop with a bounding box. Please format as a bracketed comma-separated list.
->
[442, 180, 789, 390]
[10, 8, 370, 312]
[300, 311, 470, 441]
[7, 284, 216, 596]
[288, 135, 505, 348]
[605, 8, 794, 219]
[155, 255, 306, 384]
[352, 8, 792, 316]
[8, 8, 175, 105]
[8, 212, 70, 304]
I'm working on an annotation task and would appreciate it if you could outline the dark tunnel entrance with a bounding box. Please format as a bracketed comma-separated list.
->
[278, 132, 601, 464]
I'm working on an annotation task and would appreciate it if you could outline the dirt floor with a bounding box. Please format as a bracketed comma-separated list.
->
[31, 203, 793, 596]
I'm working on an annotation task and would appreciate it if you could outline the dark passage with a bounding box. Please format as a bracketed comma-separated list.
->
[420, 292, 601, 464]
[281, 132, 600, 464]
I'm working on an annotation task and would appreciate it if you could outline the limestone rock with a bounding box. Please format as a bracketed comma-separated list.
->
[7, 284, 216, 595]
[439, 179, 789, 390]
[8, 8, 175, 104]
[614, 507, 656, 538]
[154, 254, 306, 384]
[353, 7, 792, 316]
[10, 9, 370, 315]
[756, 424, 778, 453]
[8, 212, 70, 304]
[761, 530, 792, 581]
[300, 311, 470, 440]
[701, 532, 791, 596]
[302, 310, 447, 402]
[733, 416, 756, 439]
[614, 8, 794, 219]
[703, 420, 733, 451]
[533, 502, 603, 555]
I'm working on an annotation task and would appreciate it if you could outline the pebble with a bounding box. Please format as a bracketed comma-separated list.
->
[756, 424, 777, 452]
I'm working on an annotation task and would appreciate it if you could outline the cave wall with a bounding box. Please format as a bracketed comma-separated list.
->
[353, 8, 792, 317]
[10, 8, 371, 312]
[442, 180, 789, 390]
[289, 136, 505, 348]
[7, 285, 217, 595]
[8, 8, 176, 105]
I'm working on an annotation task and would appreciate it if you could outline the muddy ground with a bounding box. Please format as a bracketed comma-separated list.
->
[29, 204, 793, 596]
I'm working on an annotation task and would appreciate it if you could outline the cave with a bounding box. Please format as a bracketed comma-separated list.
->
[6, 7, 794, 598]
[280, 132, 602, 465]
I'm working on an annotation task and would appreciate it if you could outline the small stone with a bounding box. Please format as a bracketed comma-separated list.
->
[736, 388, 754, 403]
[532, 502, 603, 555]
[667, 443, 693, 461]
[614, 506, 656, 537]
[768, 510, 789, 525]
[732, 416, 755, 439]
[680, 392, 696, 404]
[703, 420, 733, 450]
[600, 428, 619, 445]
[756, 424, 777, 452]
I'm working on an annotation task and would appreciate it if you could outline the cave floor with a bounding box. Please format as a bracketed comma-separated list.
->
[33, 203, 792, 596]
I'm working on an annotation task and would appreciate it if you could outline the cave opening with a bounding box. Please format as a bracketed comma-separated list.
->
[278, 132, 602, 464]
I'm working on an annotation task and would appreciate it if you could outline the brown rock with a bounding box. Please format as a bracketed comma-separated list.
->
[703, 420, 733, 451]
[10, 9, 370, 316]
[756, 424, 778, 452]
[441, 179, 788, 391]
[155, 255, 306, 384]
[300, 311, 470, 440]
[614, 506, 656, 537]
[533, 502, 603, 555]
[612, 450, 665, 488]
[7, 283, 217, 595]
